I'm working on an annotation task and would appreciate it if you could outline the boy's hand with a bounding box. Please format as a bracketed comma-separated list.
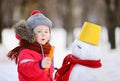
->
[41, 57, 51, 68]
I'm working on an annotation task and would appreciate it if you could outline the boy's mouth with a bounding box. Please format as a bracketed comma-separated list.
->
[42, 38, 45, 41]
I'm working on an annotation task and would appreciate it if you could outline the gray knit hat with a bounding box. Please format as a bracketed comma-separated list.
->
[26, 10, 52, 29]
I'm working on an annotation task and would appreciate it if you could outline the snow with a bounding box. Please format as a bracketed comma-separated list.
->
[0, 27, 120, 81]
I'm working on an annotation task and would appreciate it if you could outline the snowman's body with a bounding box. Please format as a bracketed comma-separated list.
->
[69, 64, 102, 81]
[68, 40, 104, 81]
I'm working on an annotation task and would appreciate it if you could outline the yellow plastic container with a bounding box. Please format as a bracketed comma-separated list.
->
[77, 22, 101, 46]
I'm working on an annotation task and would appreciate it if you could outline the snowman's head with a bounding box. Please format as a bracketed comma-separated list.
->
[72, 39, 101, 60]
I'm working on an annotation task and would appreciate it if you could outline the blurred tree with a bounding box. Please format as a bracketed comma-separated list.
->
[80, 0, 91, 24]
[0, 0, 2, 43]
[38, 0, 59, 27]
[0, 0, 14, 43]
[2, 0, 14, 27]
[63, 0, 75, 47]
[116, 0, 120, 26]
[79, 0, 104, 25]
[56, 0, 75, 47]
[104, 0, 120, 49]
[0, 0, 22, 43]
[20, 0, 39, 19]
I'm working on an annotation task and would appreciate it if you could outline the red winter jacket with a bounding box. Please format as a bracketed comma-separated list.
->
[17, 49, 54, 81]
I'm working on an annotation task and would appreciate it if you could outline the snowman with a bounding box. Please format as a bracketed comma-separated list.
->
[55, 22, 106, 81]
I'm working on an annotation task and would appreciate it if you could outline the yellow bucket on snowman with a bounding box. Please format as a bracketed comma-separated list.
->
[77, 22, 101, 46]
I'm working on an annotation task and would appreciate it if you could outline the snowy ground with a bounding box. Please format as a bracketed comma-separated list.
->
[0, 27, 120, 81]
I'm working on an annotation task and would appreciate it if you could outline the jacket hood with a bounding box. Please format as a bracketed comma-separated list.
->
[13, 20, 36, 43]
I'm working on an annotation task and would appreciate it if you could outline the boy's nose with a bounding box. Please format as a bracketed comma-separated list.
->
[42, 32, 45, 36]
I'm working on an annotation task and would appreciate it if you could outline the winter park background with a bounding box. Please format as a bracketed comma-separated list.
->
[0, 27, 120, 81]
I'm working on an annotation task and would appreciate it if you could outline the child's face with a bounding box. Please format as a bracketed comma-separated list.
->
[33, 25, 50, 45]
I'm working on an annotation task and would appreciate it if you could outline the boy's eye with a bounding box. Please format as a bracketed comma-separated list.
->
[37, 31, 41, 33]
[77, 45, 81, 49]
[45, 31, 48, 33]
[35, 30, 49, 34]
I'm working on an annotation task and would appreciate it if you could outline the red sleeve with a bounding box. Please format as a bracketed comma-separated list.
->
[17, 49, 45, 78]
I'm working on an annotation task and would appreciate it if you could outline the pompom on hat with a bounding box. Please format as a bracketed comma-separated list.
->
[31, 10, 41, 15]
[26, 10, 52, 29]
[77, 22, 101, 46]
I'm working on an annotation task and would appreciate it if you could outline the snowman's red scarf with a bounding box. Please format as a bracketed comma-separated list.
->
[55, 54, 102, 81]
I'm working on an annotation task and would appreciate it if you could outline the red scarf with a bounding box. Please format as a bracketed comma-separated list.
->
[55, 54, 102, 81]
[7, 40, 51, 64]
[18, 40, 51, 54]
